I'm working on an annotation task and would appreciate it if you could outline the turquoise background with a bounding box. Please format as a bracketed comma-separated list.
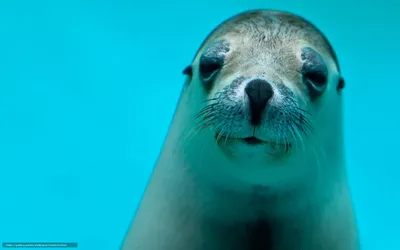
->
[0, 0, 398, 249]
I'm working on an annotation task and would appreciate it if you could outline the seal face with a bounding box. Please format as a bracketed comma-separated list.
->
[182, 10, 345, 161]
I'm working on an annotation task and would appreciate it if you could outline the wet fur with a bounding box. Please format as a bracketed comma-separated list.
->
[121, 9, 359, 250]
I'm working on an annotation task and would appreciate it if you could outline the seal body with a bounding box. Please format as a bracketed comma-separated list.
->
[121, 10, 359, 250]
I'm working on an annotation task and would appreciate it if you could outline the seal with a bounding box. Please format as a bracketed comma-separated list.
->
[121, 9, 359, 250]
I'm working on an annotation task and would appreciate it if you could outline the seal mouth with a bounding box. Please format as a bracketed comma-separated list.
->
[243, 136, 264, 145]
[215, 134, 265, 145]
[216, 135, 282, 146]
[215, 134, 292, 153]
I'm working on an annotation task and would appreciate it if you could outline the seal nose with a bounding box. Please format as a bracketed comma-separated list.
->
[245, 79, 274, 126]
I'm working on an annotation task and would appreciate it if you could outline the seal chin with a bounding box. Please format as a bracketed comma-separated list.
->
[215, 134, 292, 158]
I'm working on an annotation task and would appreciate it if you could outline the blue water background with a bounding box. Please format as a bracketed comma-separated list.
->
[0, 1, 399, 249]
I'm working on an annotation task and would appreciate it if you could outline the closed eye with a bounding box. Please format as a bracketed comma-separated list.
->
[303, 70, 327, 86]
[199, 57, 223, 81]
[300, 47, 329, 100]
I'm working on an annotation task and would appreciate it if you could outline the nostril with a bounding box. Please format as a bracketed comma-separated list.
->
[245, 79, 274, 126]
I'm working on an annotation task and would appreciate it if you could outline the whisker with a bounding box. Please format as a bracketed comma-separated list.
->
[287, 123, 299, 152]
[201, 97, 222, 104]
[224, 130, 232, 147]
[288, 113, 310, 136]
[289, 110, 314, 135]
[216, 129, 226, 144]
[295, 106, 313, 117]
[194, 105, 216, 119]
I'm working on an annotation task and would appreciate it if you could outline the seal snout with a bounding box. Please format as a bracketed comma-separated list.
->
[245, 79, 274, 126]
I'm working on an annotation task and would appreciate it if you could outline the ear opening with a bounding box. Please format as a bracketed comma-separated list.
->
[183, 65, 193, 76]
[337, 76, 345, 92]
